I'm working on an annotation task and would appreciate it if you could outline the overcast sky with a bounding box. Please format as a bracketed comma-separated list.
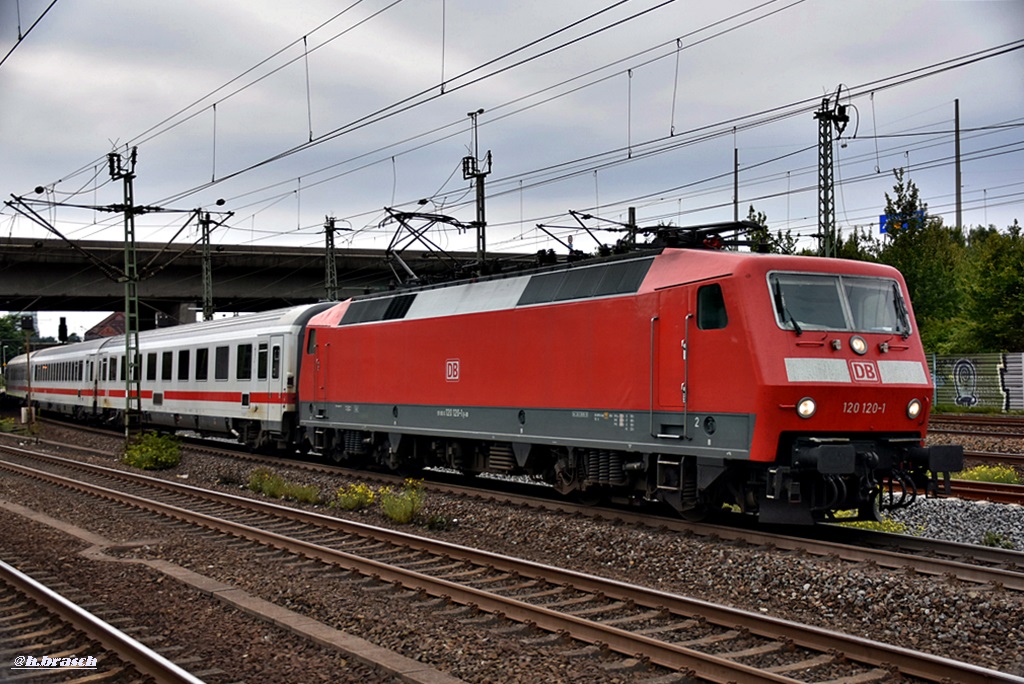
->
[1, 0, 1022, 337]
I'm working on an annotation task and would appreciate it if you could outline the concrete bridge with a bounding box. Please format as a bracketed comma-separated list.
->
[0, 237, 538, 328]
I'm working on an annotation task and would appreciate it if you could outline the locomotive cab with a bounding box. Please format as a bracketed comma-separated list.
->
[709, 259, 962, 523]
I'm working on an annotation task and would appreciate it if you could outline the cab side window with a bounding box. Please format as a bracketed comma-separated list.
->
[697, 283, 728, 330]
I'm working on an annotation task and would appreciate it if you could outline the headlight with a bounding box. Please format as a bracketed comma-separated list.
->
[797, 397, 816, 419]
[850, 335, 868, 355]
[907, 398, 923, 420]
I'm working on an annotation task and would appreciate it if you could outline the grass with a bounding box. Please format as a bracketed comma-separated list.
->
[247, 467, 321, 504]
[954, 465, 1021, 485]
[832, 509, 917, 534]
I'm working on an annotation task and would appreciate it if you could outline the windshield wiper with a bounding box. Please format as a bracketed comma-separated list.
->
[772, 279, 802, 336]
[892, 282, 910, 339]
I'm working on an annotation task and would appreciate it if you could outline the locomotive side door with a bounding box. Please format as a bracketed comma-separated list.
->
[656, 281, 731, 412]
[656, 286, 689, 410]
[307, 328, 327, 408]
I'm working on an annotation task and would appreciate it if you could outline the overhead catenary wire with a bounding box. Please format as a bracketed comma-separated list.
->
[0, 0, 60, 70]
[6, 5, 1022, 255]
[11, 0, 818, 225]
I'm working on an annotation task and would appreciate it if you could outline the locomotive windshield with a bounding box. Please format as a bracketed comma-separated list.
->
[768, 272, 911, 337]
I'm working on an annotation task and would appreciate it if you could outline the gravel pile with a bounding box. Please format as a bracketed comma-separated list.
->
[888, 496, 1024, 548]
[2, 423, 1023, 680]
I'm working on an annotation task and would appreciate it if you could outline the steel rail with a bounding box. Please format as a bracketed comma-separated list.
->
[1, 448, 1019, 684]
[931, 415, 1024, 428]
[6, 429, 1024, 589]
[0, 558, 204, 684]
[962, 449, 1024, 465]
[949, 479, 1024, 504]
[0, 454, 792, 684]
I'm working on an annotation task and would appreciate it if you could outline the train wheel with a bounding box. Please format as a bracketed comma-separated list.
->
[679, 504, 708, 522]
[573, 489, 604, 506]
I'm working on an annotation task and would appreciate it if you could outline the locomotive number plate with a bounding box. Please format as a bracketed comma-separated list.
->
[842, 402, 886, 414]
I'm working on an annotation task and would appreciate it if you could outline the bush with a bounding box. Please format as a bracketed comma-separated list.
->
[123, 432, 181, 470]
[330, 483, 376, 511]
[378, 478, 424, 524]
[955, 465, 1021, 485]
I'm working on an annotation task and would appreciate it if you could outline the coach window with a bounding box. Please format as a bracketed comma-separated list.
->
[146, 353, 157, 381]
[697, 283, 729, 330]
[110, 357, 117, 382]
[215, 346, 229, 381]
[196, 348, 209, 381]
[161, 351, 173, 381]
[178, 350, 190, 381]
[257, 343, 268, 381]
[271, 345, 281, 380]
[237, 344, 253, 380]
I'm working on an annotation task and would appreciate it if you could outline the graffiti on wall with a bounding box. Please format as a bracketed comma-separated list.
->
[932, 353, 1024, 411]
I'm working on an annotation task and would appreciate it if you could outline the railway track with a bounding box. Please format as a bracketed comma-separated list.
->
[10, 420, 1024, 590]
[1, 444, 1021, 684]
[26, 415, 1024, 499]
[948, 479, 1024, 504]
[931, 415, 1024, 430]
[0, 556, 204, 683]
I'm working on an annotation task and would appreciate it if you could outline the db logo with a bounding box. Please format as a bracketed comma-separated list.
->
[850, 360, 880, 383]
[445, 359, 460, 382]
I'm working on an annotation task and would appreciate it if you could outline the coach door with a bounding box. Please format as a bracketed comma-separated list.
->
[264, 335, 284, 413]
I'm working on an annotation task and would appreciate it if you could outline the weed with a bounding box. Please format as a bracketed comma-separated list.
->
[330, 483, 376, 511]
[980, 531, 1016, 549]
[423, 514, 454, 531]
[216, 469, 244, 487]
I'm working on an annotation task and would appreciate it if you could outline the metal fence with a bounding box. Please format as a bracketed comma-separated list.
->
[930, 353, 1024, 411]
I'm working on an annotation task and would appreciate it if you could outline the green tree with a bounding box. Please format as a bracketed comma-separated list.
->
[876, 169, 966, 352]
[0, 315, 28, 362]
[962, 220, 1024, 352]
[835, 225, 878, 262]
[745, 205, 797, 254]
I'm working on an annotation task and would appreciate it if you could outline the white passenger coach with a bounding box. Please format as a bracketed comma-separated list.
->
[5, 303, 331, 449]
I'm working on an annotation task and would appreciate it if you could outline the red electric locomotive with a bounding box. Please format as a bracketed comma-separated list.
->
[298, 234, 963, 524]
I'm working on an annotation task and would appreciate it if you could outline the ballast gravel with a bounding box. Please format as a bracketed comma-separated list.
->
[1, 422, 1023, 681]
